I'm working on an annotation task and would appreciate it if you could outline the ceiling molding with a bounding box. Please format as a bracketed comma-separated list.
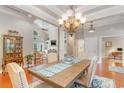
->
[55, 5, 69, 13]
[85, 6, 124, 22]
[42, 5, 63, 18]
[0, 6, 21, 17]
[75, 5, 101, 13]
[14, 5, 58, 25]
[82, 5, 115, 16]
[4, 5, 124, 27]
[35, 6, 60, 19]
[0, 6, 33, 22]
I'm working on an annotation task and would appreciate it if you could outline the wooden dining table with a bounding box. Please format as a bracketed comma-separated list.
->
[28, 59, 90, 88]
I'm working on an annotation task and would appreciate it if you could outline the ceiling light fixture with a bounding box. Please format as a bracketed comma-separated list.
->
[58, 6, 86, 36]
[89, 21, 95, 33]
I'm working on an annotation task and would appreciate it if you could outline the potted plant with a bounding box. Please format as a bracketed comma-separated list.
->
[25, 54, 33, 68]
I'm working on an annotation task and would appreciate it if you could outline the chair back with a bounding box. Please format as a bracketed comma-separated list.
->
[6, 63, 29, 88]
[34, 52, 42, 59]
[88, 56, 98, 87]
[47, 52, 58, 63]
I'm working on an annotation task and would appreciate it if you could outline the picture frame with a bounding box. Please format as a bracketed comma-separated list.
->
[105, 41, 112, 47]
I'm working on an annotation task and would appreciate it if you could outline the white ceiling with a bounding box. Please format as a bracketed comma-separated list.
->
[1, 5, 124, 28]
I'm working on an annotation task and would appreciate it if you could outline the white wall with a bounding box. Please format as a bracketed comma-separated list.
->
[84, 37, 98, 59]
[85, 22, 124, 38]
[76, 39, 85, 60]
[84, 22, 124, 61]
[59, 30, 65, 60]
[75, 30, 85, 60]
[0, 10, 34, 71]
[102, 37, 123, 57]
[47, 26, 58, 50]
[67, 34, 75, 56]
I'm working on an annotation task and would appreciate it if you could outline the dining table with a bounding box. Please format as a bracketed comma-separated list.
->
[28, 59, 90, 88]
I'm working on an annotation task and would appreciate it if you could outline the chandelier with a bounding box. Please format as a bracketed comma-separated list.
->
[58, 6, 86, 35]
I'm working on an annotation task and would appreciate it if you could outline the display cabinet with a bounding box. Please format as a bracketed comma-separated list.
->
[2, 32, 23, 73]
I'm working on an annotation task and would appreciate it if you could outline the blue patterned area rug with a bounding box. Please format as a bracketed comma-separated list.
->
[109, 66, 124, 74]
[91, 75, 115, 88]
[73, 75, 116, 88]
[109, 59, 122, 63]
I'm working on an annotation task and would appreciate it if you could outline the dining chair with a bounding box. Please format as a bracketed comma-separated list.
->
[74, 56, 98, 88]
[47, 52, 58, 63]
[6, 63, 52, 88]
[34, 51, 43, 64]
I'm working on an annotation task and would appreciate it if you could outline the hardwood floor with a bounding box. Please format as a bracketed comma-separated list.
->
[0, 59, 124, 88]
[96, 58, 124, 88]
[0, 69, 33, 88]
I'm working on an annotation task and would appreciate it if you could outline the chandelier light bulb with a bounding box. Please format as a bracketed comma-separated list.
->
[89, 29, 95, 33]
[81, 17, 86, 24]
[62, 14, 68, 20]
[58, 6, 87, 35]
[58, 19, 63, 25]
[66, 10, 73, 17]
[75, 12, 82, 19]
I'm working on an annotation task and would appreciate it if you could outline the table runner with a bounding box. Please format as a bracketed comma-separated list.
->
[31, 57, 80, 77]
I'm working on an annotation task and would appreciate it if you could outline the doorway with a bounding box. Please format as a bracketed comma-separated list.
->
[99, 35, 124, 66]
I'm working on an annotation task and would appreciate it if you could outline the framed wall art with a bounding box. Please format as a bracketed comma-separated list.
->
[105, 41, 112, 47]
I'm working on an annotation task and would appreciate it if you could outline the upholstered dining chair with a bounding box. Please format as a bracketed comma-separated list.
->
[6, 63, 52, 88]
[47, 52, 58, 63]
[74, 56, 98, 88]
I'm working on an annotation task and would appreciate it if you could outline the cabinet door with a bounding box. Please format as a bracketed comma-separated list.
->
[5, 38, 14, 53]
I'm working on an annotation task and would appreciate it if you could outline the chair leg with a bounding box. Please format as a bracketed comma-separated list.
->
[74, 82, 88, 88]
[74, 84, 77, 87]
